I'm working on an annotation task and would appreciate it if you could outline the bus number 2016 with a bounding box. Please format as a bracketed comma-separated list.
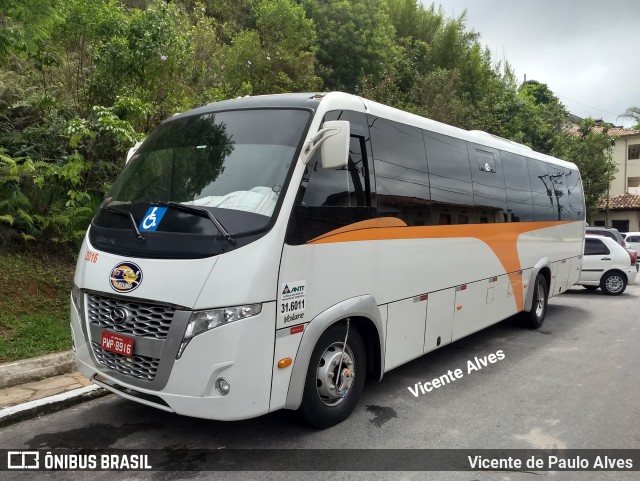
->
[281, 299, 304, 313]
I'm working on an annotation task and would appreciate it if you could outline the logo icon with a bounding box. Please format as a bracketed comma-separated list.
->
[282, 285, 290, 295]
[139, 206, 168, 232]
[7, 451, 39, 469]
[109, 262, 143, 293]
[109, 307, 129, 323]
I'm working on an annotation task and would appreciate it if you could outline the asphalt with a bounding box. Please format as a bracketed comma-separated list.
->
[0, 351, 109, 428]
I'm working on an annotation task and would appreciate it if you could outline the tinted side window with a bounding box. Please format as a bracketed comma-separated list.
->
[548, 165, 569, 220]
[285, 110, 375, 244]
[627, 236, 640, 243]
[565, 168, 585, 220]
[468, 144, 506, 223]
[528, 158, 555, 221]
[584, 238, 609, 256]
[369, 117, 431, 226]
[424, 131, 474, 225]
[501, 151, 533, 222]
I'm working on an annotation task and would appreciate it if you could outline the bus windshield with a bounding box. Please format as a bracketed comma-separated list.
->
[103, 109, 310, 229]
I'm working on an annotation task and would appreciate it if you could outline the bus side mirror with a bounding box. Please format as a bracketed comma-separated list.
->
[301, 121, 350, 169]
[319, 121, 349, 170]
[126, 141, 143, 164]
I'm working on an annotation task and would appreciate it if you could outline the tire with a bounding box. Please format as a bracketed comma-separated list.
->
[582, 285, 599, 291]
[600, 271, 627, 296]
[522, 274, 548, 329]
[300, 323, 366, 429]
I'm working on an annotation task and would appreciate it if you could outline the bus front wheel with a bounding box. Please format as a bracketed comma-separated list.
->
[522, 274, 548, 329]
[300, 323, 366, 429]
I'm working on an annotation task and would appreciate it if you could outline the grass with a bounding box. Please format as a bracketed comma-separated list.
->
[0, 250, 76, 362]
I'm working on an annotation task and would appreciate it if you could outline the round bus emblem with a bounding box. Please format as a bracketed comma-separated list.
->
[109, 261, 143, 293]
[110, 307, 128, 323]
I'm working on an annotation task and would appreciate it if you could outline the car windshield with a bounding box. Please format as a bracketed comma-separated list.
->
[103, 109, 310, 228]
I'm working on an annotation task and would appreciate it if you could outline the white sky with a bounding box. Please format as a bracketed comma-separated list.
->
[429, 0, 640, 127]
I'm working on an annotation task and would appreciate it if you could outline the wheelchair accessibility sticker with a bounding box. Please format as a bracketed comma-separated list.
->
[139, 206, 168, 231]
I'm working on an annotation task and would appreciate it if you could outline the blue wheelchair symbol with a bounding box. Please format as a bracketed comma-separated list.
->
[139, 207, 168, 231]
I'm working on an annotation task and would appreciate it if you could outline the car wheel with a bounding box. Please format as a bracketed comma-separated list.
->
[300, 323, 366, 429]
[600, 271, 627, 296]
[522, 274, 548, 329]
[582, 285, 599, 291]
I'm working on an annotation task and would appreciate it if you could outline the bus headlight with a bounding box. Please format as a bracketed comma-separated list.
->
[177, 304, 262, 359]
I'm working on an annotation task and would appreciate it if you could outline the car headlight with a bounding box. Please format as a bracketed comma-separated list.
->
[177, 304, 262, 359]
[71, 284, 82, 312]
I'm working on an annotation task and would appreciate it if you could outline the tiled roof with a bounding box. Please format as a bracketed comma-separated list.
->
[598, 193, 640, 210]
[569, 126, 640, 137]
[600, 127, 640, 136]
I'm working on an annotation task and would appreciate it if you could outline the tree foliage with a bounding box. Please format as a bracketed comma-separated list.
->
[620, 106, 640, 130]
[0, 0, 622, 252]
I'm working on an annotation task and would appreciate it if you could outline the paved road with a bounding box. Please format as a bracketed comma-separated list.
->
[2, 284, 640, 480]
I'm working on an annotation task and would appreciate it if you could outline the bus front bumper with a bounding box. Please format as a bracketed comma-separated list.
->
[71, 301, 277, 421]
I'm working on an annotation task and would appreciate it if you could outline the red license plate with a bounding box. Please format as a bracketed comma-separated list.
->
[101, 331, 134, 357]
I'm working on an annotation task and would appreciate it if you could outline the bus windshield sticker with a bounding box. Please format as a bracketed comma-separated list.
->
[139, 206, 168, 232]
[280, 280, 306, 323]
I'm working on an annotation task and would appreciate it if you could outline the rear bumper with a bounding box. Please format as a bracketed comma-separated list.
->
[626, 267, 637, 284]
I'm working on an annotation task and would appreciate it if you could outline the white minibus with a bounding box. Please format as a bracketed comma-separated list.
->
[71, 92, 585, 427]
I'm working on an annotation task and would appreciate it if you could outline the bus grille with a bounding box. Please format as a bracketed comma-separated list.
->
[87, 294, 174, 340]
[91, 342, 159, 381]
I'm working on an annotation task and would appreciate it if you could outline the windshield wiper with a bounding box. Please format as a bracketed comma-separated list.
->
[161, 201, 236, 245]
[103, 206, 145, 241]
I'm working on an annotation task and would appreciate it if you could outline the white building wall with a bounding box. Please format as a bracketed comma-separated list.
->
[610, 133, 640, 197]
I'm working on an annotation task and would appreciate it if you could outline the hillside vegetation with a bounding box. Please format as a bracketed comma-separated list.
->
[0, 251, 74, 361]
[0, 1, 618, 359]
[0, 0, 617, 252]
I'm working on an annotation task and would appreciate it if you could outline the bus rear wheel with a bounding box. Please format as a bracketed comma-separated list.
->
[522, 274, 548, 329]
[300, 323, 366, 429]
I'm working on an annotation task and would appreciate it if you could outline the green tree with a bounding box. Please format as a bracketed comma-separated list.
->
[222, 0, 320, 96]
[0, 0, 63, 63]
[89, 1, 196, 127]
[620, 106, 640, 130]
[552, 119, 617, 222]
[302, 0, 397, 92]
[514, 80, 568, 154]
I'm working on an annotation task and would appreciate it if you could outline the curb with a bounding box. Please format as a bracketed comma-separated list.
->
[0, 351, 75, 389]
[0, 385, 110, 428]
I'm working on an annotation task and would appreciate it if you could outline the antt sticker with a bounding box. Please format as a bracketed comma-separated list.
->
[280, 280, 306, 324]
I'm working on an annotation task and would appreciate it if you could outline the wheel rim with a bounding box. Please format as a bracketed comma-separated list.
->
[605, 275, 624, 293]
[535, 278, 545, 318]
[316, 342, 355, 406]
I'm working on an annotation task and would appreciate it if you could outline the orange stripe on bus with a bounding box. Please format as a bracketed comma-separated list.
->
[308, 219, 577, 311]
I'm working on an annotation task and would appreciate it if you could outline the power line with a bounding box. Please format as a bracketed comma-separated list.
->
[557, 95, 624, 118]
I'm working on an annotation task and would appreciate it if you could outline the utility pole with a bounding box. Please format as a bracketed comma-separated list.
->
[549, 172, 564, 221]
[605, 183, 610, 226]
